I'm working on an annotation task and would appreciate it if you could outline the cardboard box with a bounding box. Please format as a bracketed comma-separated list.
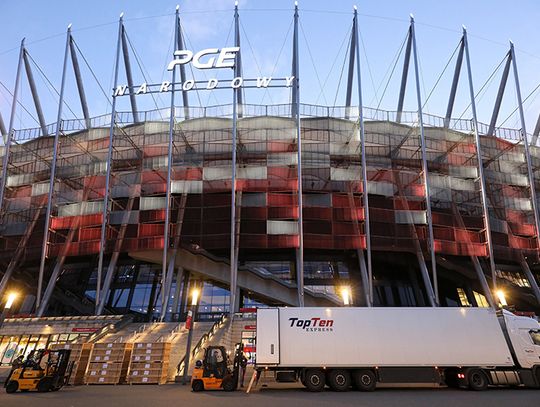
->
[85, 343, 133, 385]
[127, 342, 171, 385]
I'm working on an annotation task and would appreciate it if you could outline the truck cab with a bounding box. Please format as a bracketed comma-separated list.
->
[502, 311, 540, 370]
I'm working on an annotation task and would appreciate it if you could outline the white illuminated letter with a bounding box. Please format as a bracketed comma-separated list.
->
[216, 47, 240, 68]
[114, 85, 128, 96]
[206, 79, 218, 90]
[285, 76, 295, 87]
[135, 82, 148, 95]
[183, 80, 195, 91]
[231, 77, 243, 89]
[256, 77, 272, 88]
[160, 81, 171, 92]
[167, 50, 193, 71]
[193, 48, 219, 69]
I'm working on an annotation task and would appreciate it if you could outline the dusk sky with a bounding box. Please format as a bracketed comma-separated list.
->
[1, 0, 540, 136]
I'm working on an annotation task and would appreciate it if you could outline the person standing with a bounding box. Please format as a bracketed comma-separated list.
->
[239, 352, 248, 387]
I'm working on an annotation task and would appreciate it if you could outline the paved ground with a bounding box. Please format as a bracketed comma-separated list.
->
[0, 382, 538, 407]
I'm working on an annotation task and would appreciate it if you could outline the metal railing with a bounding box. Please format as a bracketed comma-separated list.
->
[11, 103, 526, 145]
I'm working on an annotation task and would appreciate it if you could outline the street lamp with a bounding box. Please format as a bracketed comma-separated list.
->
[0, 292, 18, 330]
[182, 287, 200, 384]
[340, 286, 351, 306]
[191, 288, 199, 308]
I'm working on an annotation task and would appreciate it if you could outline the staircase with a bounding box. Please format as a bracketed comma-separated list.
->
[218, 313, 256, 350]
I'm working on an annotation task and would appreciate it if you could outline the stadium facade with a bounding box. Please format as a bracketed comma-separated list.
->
[1, 5, 540, 322]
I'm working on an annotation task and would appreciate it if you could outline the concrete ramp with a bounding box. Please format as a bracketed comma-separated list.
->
[130, 248, 339, 307]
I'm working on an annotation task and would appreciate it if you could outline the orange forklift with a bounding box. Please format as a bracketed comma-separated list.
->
[4, 349, 72, 393]
[191, 343, 244, 392]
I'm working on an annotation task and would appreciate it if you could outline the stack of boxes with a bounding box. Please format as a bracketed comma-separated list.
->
[85, 343, 133, 384]
[127, 342, 171, 385]
[49, 343, 93, 385]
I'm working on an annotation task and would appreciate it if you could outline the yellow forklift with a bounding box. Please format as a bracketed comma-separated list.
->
[4, 349, 72, 393]
[191, 343, 244, 392]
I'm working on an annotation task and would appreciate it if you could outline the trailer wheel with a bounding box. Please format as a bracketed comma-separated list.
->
[191, 380, 204, 392]
[467, 369, 488, 391]
[304, 369, 326, 392]
[352, 369, 376, 392]
[328, 369, 351, 392]
[5, 381, 18, 394]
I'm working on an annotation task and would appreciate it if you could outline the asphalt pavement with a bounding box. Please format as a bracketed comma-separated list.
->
[0, 382, 538, 407]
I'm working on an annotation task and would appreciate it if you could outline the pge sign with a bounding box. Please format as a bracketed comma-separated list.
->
[167, 47, 240, 71]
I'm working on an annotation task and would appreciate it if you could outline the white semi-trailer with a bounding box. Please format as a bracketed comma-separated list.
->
[254, 307, 540, 391]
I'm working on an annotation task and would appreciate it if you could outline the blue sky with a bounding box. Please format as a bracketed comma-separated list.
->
[1, 0, 540, 134]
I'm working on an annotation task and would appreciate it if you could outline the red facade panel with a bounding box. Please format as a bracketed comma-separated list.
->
[173, 167, 203, 180]
[50, 214, 104, 230]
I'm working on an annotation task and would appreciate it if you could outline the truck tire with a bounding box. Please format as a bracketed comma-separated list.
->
[327, 369, 351, 392]
[352, 369, 376, 392]
[191, 380, 204, 392]
[304, 369, 326, 392]
[5, 380, 18, 394]
[467, 369, 488, 391]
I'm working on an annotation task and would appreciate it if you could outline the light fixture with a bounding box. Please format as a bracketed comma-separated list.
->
[340, 286, 351, 306]
[4, 292, 17, 310]
[496, 290, 507, 307]
[191, 288, 200, 306]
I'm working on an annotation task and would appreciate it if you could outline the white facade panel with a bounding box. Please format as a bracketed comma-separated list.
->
[140, 196, 166, 210]
[203, 167, 231, 181]
[171, 180, 203, 194]
[267, 220, 298, 235]
[395, 210, 427, 224]
[267, 152, 297, 166]
[58, 201, 104, 217]
[504, 197, 532, 211]
[87, 128, 109, 141]
[330, 167, 361, 181]
[449, 165, 478, 178]
[367, 182, 395, 197]
[237, 166, 267, 180]
[31, 182, 50, 196]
